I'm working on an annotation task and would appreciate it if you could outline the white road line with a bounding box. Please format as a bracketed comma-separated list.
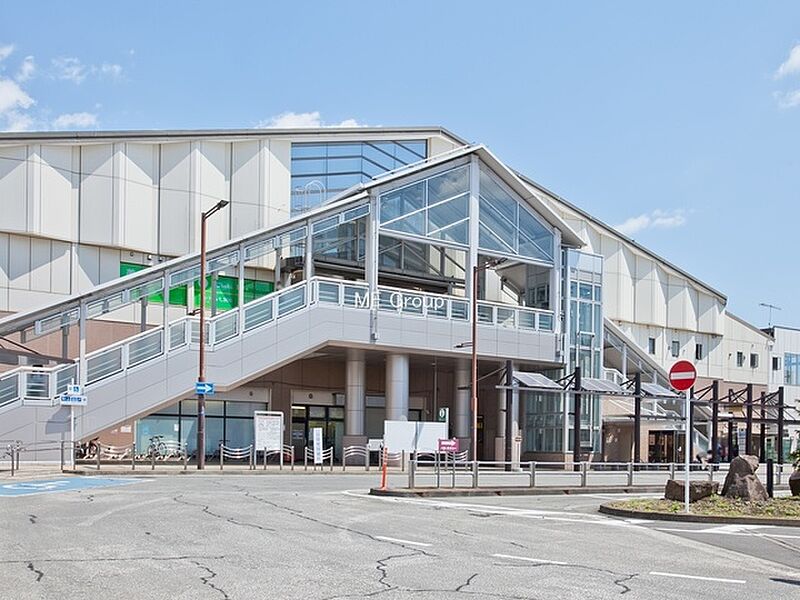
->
[650, 571, 746, 584]
[492, 553, 568, 566]
[374, 535, 432, 547]
[656, 527, 800, 540]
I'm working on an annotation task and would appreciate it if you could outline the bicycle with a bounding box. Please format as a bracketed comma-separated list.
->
[147, 435, 168, 460]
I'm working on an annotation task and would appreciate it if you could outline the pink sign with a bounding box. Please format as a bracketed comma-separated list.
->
[438, 438, 460, 452]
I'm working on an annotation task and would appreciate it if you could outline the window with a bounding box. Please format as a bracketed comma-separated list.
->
[736, 352, 745, 367]
[750, 353, 759, 369]
[786, 353, 800, 385]
[773, 356, 782, 371]
[671, 340, 680, 358]
[291, 140, 426, 214]
[648, 337, 656, 355]
[695, 343, 704, 361]
[478, 167, 554, 262]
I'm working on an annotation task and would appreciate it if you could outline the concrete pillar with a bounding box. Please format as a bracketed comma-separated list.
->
[344, 349, 366, 438]
[511, 386, 520, 469]
[454, 360, 470, 442]
[385, 354, 409, 421]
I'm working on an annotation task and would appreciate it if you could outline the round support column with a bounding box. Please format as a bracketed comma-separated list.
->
[385, 354, 409, 421]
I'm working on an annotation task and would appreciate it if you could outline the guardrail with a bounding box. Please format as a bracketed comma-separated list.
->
[304, 446, 334, 471]
[260, 445, 295, 470]
[408, 459, 794, 490]
[219, 444, 255, 470]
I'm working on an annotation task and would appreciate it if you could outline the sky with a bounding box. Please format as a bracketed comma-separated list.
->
[1, 1, 799, 328]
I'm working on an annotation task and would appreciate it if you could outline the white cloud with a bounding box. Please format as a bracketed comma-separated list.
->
[775, 43, 800, 79]
[614, 209, 687, 236]
[257, 110, 365, 128]
[52, 56, 86, 84]
[0, 78, 34, 114]
[0, 44, 13, 62]
[4, 110, 33, 131]
[16, 55, 35, 82]
[775, 89, 800, 109]
[51, 112, 97, 129]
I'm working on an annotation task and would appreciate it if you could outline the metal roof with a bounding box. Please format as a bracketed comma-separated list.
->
[581, 378, 628, 395]
[0, 126, 468, 145]
[641, 383, 679, 398]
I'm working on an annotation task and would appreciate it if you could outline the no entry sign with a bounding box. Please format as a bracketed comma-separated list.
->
[669, 360, 696, 391]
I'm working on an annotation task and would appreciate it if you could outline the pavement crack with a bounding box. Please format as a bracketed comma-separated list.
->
[190, 560, 230, 600]
[494, 559, 638, 595]
[172, 495, 275, 532]
[26, 562, 43, 582]
[27, 514, 37, 524]
[455, 573, 479, 592]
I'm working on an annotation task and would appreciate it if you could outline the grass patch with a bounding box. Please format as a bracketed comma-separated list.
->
[608, 495, 800, 519]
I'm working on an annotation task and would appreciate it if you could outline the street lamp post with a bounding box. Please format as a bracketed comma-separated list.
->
[196, 199, 229, 469]
[470, 258, 505, 464]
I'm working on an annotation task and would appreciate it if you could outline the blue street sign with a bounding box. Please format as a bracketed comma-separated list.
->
[195, 381, 215, 395]
[60, 394, 87, 406]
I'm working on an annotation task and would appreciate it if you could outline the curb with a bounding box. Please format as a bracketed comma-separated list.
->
[369, 485, 664, 498]
[62, 469, 390, 477]
[599, 503, 800, 527]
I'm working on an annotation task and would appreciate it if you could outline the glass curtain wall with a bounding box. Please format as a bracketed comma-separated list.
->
[136, 399, 267, 458]
[291, 140, 427, 215]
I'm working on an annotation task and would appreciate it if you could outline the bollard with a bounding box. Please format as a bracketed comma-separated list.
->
[131, 443, 136, 471]
[291, 447, 295, 472]
[580, 461, 588, 487]
[219, 443, 224, 470]
[60, 441, 65, 471]
[10, 447, 14, 477]
[409, 457, 416, 489]
[182, 448, 188, 471]
[708, 464, 714, 484]
[151, 448, 156, 471]
[366, 446, 371, 472]
[669, 462, 675, 480]
[766, 458, 774, 498]
[776, 462, 783, 487]
[97, 445, 102, 471]
[264, 448, 268, 471]
[304, 447, 308, 471]
[330, 449, 334, 472]
[472, 460, 479, 488]
[401, 450, 406, 473]
[627, 462, 634, 487]
[529, 461, 536, 487]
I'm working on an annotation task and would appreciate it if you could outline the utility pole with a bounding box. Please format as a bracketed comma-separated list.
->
[196, 199, 229, 469]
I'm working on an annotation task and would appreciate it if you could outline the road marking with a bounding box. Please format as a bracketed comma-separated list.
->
[656, 527, 800, 540]
[650, 571, 745, 584]
[374, 536, 432, 547]
[0, 477, 145, 497]
[493, 553, 568, 566]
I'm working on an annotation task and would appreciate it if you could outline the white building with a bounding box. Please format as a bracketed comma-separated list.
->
[0, 126, 789, 463]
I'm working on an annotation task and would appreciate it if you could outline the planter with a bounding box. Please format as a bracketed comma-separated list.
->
[790, 469, 800, 497]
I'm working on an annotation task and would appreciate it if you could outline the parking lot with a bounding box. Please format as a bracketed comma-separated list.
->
[1, 473, 798, 599]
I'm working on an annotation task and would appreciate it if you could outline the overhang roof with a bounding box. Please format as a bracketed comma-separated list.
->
[0, 126, 468, 145]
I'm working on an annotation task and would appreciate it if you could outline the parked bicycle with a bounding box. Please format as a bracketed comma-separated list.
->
[76, 437, 99, 460]
[147, 435, 169, 459]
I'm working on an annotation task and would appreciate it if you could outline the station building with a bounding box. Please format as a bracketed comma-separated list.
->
[0, 126, 794, 463]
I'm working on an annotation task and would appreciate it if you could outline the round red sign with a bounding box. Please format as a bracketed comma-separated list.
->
[669, 360, 697, 392]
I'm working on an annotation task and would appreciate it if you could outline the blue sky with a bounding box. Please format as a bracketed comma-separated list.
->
[1, 1, 799, 327]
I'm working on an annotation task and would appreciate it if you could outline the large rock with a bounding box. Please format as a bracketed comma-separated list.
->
[722, 455, 768, 501]
[664, 479, 718, 503]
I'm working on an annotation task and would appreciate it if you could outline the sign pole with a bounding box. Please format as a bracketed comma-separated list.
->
[684, 388, 690, 513]
[70, 405, 75, 470]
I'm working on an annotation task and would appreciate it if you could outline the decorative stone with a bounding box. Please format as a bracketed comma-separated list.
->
[722, 455, 768, 502]
[664, 479, 718, 503]
[788, 470, 800, 497]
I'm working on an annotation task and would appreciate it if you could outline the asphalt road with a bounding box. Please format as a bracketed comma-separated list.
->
[1, 473, 798, 599]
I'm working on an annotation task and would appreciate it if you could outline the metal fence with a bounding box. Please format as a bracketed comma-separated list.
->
[408, 458, 794, 490]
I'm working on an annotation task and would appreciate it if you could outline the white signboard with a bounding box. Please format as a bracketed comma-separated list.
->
[312, 427, 323, 464]
[254, 411, 283, 452]
[383, 421, 448, 453]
